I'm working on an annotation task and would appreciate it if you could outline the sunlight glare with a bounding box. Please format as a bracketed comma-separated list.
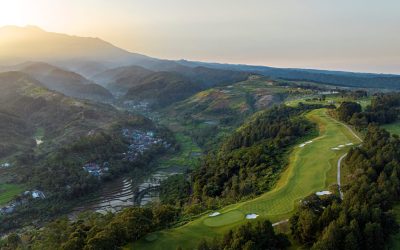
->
[0, 1, 27, 26]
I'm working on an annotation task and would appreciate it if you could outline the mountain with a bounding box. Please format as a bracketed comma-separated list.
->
[169, 66, 251, 87]
[0, 62, 113, 102]
[121, 66, 251, 107]
[124, 72, 202, 107]
[0, 25, 158, 73]
[177, 60, 400, 90]
[1, 25, 400, 90]
[91, 65, 154, 94]
[0, 71, 121, 159]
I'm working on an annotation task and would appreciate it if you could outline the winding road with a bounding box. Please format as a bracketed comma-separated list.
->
[337, 153, 347, 200]
[336, 121, 363, 200]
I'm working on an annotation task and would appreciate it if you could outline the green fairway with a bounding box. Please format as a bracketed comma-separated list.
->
[133, 109, 361, 250]
[0, 183, 24, 205]
[382, 121, 400, 135]
[203, 210, 244, 227]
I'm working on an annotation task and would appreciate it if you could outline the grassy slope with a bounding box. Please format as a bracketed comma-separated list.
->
[132, 109, 361, 249]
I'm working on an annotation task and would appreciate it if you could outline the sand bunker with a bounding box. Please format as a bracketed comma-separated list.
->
[209, 212, 221, 217]
[331, 147, 340, 150]
[246, 214, 259, 219]
[299, 140, 313, 148]
[316, 191, 332, 196]
[338, 145, 345, 148]
[346, 143, 354, 146]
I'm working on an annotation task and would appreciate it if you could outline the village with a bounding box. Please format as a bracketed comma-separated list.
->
[122, 128, 168, 162]
[82, 129, 169, 177]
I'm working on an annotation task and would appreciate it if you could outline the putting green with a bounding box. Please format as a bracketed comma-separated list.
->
[132, 109, 361, 250]
[203, 210, 244, 227]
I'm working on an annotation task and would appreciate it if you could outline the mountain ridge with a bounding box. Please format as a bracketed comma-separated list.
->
[1, 25, 400, 90]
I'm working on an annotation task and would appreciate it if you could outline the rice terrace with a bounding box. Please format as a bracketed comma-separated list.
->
[133, 108, 363, 249]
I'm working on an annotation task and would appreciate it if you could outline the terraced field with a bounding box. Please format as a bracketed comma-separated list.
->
[0, 183, 24, 206]
[132, 109, 361, 249]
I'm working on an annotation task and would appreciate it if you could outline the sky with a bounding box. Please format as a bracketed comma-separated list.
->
[0, 0, 399, 74]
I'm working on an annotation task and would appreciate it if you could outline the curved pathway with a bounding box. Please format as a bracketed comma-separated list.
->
[337, 153, 347, 200]
[335, 119, 363, 200]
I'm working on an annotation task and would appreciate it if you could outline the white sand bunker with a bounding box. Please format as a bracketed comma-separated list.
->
[316, 191, 332, 196]
[338, 145, 345, 148]
[299, 140, 313, 148]
[209, 212, 221, 217]
[346, 142, 354, 146]
[246, 214, 259, 219]
[331, 147, 340, 150]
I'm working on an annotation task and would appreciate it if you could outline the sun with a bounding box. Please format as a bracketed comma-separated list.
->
[0, 1, 28, 27]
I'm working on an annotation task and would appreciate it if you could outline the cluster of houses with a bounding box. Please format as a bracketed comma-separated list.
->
[0, 190, 46, 215]
[123, 100, 150, 112]
[80, 129, 170, 177]
[82, 162, 110, 177]
[0, 162, 11, 169]
[122, 129, 168, 162]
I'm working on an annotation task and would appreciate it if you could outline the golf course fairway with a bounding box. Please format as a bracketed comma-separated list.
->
[132, 109, 361, 250]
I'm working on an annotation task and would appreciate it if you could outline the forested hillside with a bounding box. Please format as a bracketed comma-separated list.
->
[124, 72, 202, 107]
[191, 105, 318, 204]
[336, 93, 400, 129]
[290, 126, 400, 250]
[1, 62, 114, 102]
[0, 71, 120, 160]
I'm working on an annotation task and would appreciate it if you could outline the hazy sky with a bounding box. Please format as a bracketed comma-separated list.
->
[1, 0, 399, 73]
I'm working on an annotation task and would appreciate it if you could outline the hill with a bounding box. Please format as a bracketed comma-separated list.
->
[124, 72, 202, 107]
[1, 62, 114, 102]
[0, 110, 33, 159]
[91, 65, 154, 94]
[0, 71, 121, 160]
[163, 76, 287, 149]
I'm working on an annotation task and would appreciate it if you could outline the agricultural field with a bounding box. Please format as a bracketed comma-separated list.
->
[132, 109, 362, 249]
[156, 132, 201, 170]
[0, 183, 25, 206]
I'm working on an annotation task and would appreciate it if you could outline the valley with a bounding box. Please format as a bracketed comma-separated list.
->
[0, 25, 399, 250]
